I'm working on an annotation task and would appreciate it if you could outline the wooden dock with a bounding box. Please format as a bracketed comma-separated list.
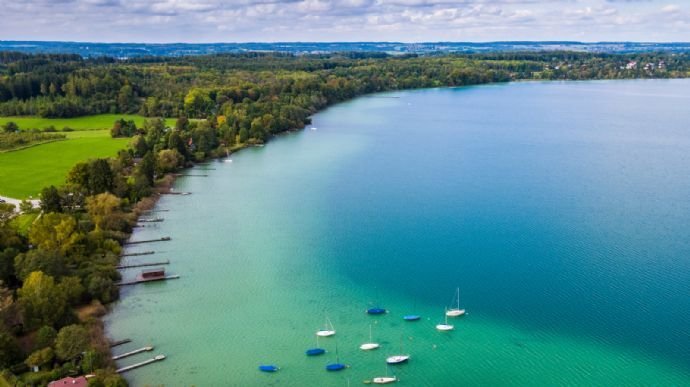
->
[116, 355, 166, 373]
[125, 237, 171, 245]
[161, 191, 191, 195]
[121, 251, 155, 257]
[109, 339, 131, 348]
[138, 218, 164, 223]
[113, 346, 154, 360]
[117, 275, 180, 286]
[173, 173, 208, 177]
[117, 260, 170, 269]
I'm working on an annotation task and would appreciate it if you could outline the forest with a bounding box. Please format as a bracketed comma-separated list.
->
[0, 51, 689, 385]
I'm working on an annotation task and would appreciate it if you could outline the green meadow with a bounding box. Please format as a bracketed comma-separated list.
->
[0, 114, 175, 131]
[0, 130, 128, 198]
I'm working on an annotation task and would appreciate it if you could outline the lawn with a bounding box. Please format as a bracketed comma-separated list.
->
[0, 114, 175, 131]
[0, 131, 129, 198]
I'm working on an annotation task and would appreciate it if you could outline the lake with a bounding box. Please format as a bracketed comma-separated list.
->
[106, 79, 690, 385]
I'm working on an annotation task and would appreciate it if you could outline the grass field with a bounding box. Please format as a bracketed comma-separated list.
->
[0, 114, 175, 131]
[0, 130, 129, 198]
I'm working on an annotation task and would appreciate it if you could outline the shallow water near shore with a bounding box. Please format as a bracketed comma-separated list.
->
[106, 80, 690, 385]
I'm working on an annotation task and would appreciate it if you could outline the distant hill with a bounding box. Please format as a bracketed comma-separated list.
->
[1, 41, 689, 58]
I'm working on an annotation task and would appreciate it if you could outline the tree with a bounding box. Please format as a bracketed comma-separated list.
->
[28, 213, 82, 255]
[175, 116, 189, 131]
[40, 185, 63, 213]
[0, 329, 19, 368]
[157, 149, 182, 173]
[184, 89, 213, 117]
[55, 324, 89, 361]
[87, 159, 113, 195]
[14, 249, 66, 281]
[34, 325, 57, 349]
[2, 121, 18, 133]
[138, 151, 155, 185]
[0, 203, 15, 223]
[86, 193, 121, 231]
[18, 271, 67, 328]
[58, 276, 85, 306]
[131, 135, 148, 158]
[25, 347, 54, 369]
[117, 84, 134, 113]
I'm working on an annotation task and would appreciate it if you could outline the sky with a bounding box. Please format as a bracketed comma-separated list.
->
[0, 0, 687, 43]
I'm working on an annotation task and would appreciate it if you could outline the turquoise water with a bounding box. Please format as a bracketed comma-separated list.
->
[106, 80, 690, 386]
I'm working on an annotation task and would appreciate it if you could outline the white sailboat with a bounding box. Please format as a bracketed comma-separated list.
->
[316, 316, 336, 337]
[385, 337, 410, 364]
[446, 287, 466, 317]
[373, 365, 397, 384]
[436, 311, 455, 331]
[360, 324, 380, 351]
[373, 376, 398, 384]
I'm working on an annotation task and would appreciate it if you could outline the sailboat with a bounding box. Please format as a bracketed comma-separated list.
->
[306, 335, 326, 356]
[359, 324, 380, 351]
[385, 337, 410, 365]
[446, 287, 466, 317]
[372, 364, 397, 384]
[325, 343, 347, 371]
[317, 316, 336, 337]
[436, 311, 454, 331]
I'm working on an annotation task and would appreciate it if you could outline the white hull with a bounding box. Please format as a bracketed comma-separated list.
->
[436, 323, 454, 331]
[373, 376, 397, 384]
[360, 343, 380, 350]
[386, 355, 410, 364]
[316, 330, 336, 337]
[446, 308, 466, 317]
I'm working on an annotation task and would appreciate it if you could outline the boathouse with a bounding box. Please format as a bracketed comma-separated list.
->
[138, 267, 166, 281]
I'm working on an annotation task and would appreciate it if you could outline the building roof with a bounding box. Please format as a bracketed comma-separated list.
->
[48, 376, 88, 387]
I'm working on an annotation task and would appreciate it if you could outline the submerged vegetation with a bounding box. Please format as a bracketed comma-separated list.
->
[0, 50, 688, 384]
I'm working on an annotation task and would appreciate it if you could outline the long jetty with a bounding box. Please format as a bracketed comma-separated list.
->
[109, 339, 131, 348]
[117, 275, 180, 286]
[117, 260, 170, 269]
[161, 191, 191, 195]
[116, 355, 166, 373]
[121, 251, 155, 257]
[138, 218, 164, 223]
[112, 346, 154, 360]
[125, 237, 171, 245]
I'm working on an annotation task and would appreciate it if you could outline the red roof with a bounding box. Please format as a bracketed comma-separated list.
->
[48, 376, 88, 387]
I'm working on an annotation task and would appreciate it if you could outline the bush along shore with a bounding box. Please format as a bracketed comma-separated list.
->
[1, 51, 689, 385]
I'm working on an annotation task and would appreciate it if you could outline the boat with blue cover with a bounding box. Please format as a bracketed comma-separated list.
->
[403, 315, 420, 321]
[325, 344, 347, 371]
[367, 307, 387, 315]
[258, 365, 279, 372]
[306, 335, 326, 356]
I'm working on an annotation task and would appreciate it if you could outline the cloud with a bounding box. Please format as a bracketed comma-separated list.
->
[0, 0, 687, 42]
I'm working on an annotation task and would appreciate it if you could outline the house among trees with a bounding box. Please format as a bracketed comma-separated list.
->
[48, 376, 88, 386]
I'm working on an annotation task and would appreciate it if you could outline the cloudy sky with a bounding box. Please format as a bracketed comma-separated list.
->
[0, 0, 687, 43]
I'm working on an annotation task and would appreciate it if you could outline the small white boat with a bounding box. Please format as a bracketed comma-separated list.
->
[386, 355, 410, 364]
[310, 127, 318, 130]
[446, 287, 466, 317]
[316, 316, 336, 337]
[360, 324, 380, 351]
[373, 376, 397, 384]
[436, 312, 454, 331]
[386, 337, 410, 364]
[224, 159, 233, 163]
